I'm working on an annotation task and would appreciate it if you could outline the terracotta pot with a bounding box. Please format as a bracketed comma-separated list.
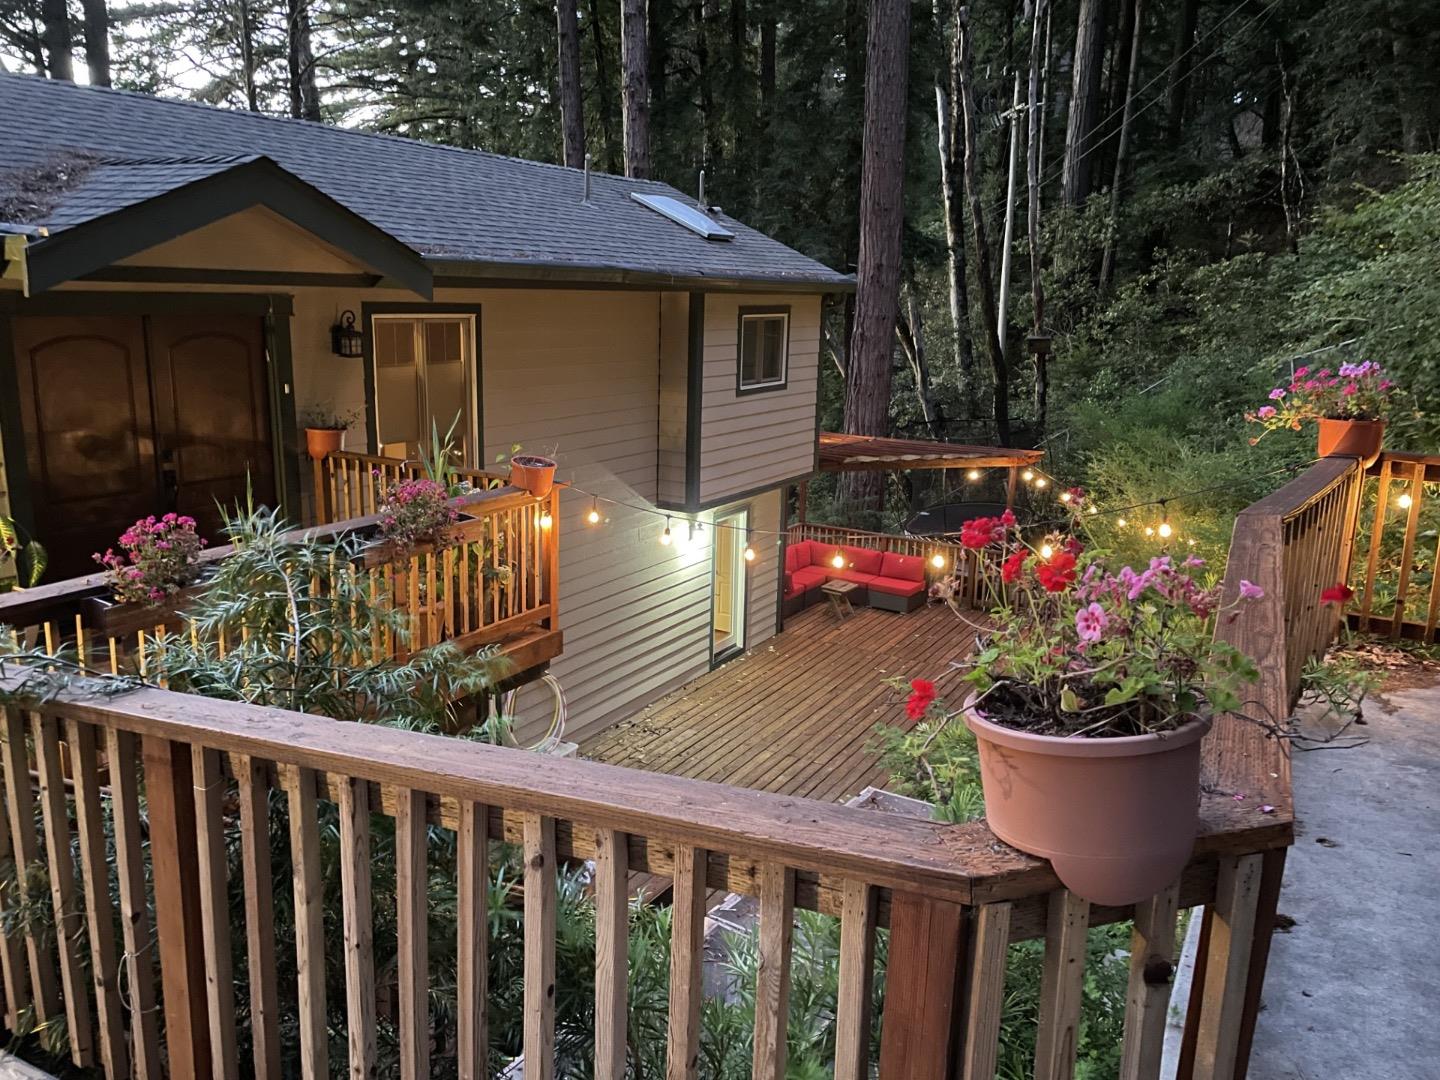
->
[1316, 418, 1384, 467]
[963, 703, 1212, 905]
[509, 454, 557, 497]
[305, 426, 345, 461]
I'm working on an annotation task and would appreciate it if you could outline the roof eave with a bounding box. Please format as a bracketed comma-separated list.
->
[427, 256, 856, 295]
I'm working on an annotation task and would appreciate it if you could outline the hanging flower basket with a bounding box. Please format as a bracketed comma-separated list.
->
[509, 455, 557, 497]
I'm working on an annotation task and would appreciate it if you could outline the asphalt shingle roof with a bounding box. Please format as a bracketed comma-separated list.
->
[0, 74, 850, 290]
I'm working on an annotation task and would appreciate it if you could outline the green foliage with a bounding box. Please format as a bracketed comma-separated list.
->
[0, 514, 46, 589]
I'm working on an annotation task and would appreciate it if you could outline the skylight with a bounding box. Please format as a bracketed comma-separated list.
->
[630, 192, 735, 241]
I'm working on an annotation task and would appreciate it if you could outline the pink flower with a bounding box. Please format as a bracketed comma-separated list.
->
[1268, 388, 1286, 400]
[1238, 579, 1265, 600]
[1257, 405, 1276, 419]
[1294, 366, 1309, 377]
[1075, 602, 1108, 643]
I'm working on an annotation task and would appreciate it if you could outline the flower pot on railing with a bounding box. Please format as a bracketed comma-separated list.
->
[509, 455, 557, 498]
[963, 701, 1211, 906]
[305, 426, 346, 461]
[1316, 417, 1385, 467]
[82, 584, 202, 638]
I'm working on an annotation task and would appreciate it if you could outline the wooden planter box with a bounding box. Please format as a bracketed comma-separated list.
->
[82, 584, 202, 638]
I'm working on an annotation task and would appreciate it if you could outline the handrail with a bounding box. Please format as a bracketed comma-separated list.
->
[1348, 450, 1440, 642]
[312, 449, 511, 526]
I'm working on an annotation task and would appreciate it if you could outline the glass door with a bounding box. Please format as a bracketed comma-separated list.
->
[712, 508, 749, 661]
[372, 314, 477, 462]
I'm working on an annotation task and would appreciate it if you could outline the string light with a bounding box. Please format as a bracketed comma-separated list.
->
[1022, 469, 1035, 482]
[1059, 491, 1072, 503]
[1087, 505, 1099, 516]
[1117, 517, 1128, 528]
[1034, 477, 1048, 490]
[1398, 492, 1414, 509]
[1157, 501, 1173, 539]
[1144, 526, 1155, 537]
[831, 550, 846, 569]
[1039, 543, 1055, 559]
[586, 498, 601, 525]
[931, 552, 946, 569]
[743, 541, 757, 562]
[660, 518, 673, 546]
[539, 510, 553, 529]
[966, 468, 981, 481]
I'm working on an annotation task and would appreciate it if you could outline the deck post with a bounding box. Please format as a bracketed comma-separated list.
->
[142, 735, 212, 1080]
[877, 891, 963, 1080]
[1232, 848, 1288, 1078]
[1006, 466, 1019, 509]
[797, 480, 809, 524]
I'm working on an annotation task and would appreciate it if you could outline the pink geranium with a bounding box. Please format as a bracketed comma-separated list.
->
[94, 513, 206, 604]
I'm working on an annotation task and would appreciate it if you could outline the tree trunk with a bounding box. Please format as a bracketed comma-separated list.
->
[1061, 0, 1106, 207]
[1166, 0, 1199, 146]
[897, 282, 943, 438]
[238, 0, 259, 111]
[760, 10, 776, 108]
[934, 0, 976, 417]
[840, 0, 911, 510]
[555, 0, 587, 167]
[620, 0, 651, 177]
[698, 0, 718, 172]
[41, 0, 73, 80]
[81, 0, 109, 86]
[1099, 0, 1143, 290]
[1028, 0, 1051, 431]
[956, 6, 1011, 446]
[287, 0, 322, 121]
[586, 0, 621, 172]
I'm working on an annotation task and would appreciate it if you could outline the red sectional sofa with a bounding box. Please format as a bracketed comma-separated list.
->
[782, 540, 929, 615]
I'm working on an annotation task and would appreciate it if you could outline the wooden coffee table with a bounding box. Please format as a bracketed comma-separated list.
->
[821, 579, 859, 620]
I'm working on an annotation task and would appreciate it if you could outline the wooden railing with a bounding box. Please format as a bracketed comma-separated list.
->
[1347, 450, 1440, 642]
[786, 522, 982, 607]
[314, 450, 510, 526]
[0, 483, 560, 677]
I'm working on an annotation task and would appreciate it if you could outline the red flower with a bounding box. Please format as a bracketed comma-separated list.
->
[1319, 583, 1355, 606]
[906, 678, 938, 720]
[960, 516, 1005, 549]
[1000, 508, 1017, 527]
[1001, 550, 1028, 583]
[1062, 535, 1085, 557]
[1034, 550, 1077, 592]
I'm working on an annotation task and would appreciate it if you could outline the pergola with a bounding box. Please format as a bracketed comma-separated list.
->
[797, 432, 1046, 520]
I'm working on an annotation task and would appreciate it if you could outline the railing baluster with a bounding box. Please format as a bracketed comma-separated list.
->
[751, 863, 796, 1080]
[593, 827, 629, 1080]
[283, 764, 329, 1080]
[523, 813, 557, 1080]
[457, 801, 490, 1080]
[1034, 889, 1090, 1080]
[32, 712, 95, 1065]
[1390, 462, 1425, 635]
[339, 776, 377, 1079]
[834, 880, 877, 1080]
[2, 707, 61, 1025]
[397, 787, 430, 1080]
[106, 728, 162, 1078]
[0, 768, 29, 1030]
[1359, 458, 1392, 623]
[877, 890, 964, 1080]
[232, 753, 282, 1080]
[958, 901, 1012, 1080]
[1118, 883, 1181, 1080]
[666, 843, 706, 1080]
[191, 745, 239, 1079]
[1191, 854, 1264, 1080]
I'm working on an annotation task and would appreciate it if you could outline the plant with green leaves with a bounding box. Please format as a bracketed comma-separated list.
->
[0, 514, 46, 588]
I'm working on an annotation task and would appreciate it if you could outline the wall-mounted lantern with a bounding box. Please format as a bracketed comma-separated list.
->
[330, 310, 363, 357]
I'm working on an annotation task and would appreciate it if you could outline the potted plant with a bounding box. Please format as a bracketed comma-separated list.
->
[0, 515, 46, 588]
[1246, 361, 1394, 466]
[301, 406, 360, 461]
[933, 509, 1264, 905]
[89, 513, 207, 634]
[508, 451, 558, 497]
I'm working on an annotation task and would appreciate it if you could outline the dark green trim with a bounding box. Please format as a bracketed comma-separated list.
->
[684, 292, 705, 509]
[263, 307, 301, 520]
[735, 305, 792, 396]
[0, 291, 294, 316]
[25, 156, 432, 298]
[693, 472, 815, 514]
[359, 302, 486, 462]
[429, 259, 855, 295]
[81, 266, 383, 290]
[0, 315, 36, 545]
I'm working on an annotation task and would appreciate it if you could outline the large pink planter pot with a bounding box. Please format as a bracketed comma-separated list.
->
[963, 705, 1212, 906]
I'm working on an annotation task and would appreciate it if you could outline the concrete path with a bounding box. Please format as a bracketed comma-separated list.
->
[1248, 676, 1440, 1080]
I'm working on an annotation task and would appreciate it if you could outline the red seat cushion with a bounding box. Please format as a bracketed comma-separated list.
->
[839, 545, 884, 575]
[784, 572, 806, 599]
[832, 569, 880, 588]
[880, 552, 926, 583]
[792, 565, 830, 589]
[869, 575, 926, 598]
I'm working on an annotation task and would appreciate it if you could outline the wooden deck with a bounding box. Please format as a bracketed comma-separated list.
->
[582, 600, 981, 803]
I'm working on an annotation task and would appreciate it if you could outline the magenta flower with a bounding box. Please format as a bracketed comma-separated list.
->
[1268, 388, 1286, 400]
[1075, 602, 1108, 643]
[1238, 579, 1265, 600]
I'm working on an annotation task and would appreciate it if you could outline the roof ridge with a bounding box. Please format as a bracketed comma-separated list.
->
[0, 72, 683, 193]
[91, 152, 260, 167]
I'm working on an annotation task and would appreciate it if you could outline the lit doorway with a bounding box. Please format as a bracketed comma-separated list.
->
[712, 508, 749, 662]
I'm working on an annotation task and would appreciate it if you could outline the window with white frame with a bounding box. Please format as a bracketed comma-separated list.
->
[738, 309, 789, 391]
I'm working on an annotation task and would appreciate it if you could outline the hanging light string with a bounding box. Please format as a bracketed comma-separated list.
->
[559, 456, 1318, 548]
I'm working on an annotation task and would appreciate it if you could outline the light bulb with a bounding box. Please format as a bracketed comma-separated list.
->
[931, 553, 946, 569]
[743, 545, 756, 562]
[1398, 493, 1413, 509]
[1060, 492, 1072, 504]
[539, 511, 553, 529]
[966, 468, 981, 481]
[660, 518, 673, 546]
[1087, 505, 1098, 516]
[1039, 543, 1054, 560]
[1158, 521, 1173, 539]
[1022, 469, 1035, 482]
[586, 504, 601, 525]
[1035, 477, 1048, 490]
[831, 551, 845, 569]
[1117, 518, 1128, 528]
[1144, 526, 1155, 537]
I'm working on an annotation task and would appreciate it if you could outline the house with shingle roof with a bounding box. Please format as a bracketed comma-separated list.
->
[0, 72, 851, 741]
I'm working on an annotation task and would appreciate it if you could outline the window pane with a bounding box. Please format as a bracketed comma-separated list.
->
[762, 318, 785, 382]
[741, 319, 760, 384]
[375, 319, 416, 368]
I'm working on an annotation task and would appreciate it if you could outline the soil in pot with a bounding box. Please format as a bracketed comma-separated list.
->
[965, 695, 1212, 906]
[509, 454, 557, 497]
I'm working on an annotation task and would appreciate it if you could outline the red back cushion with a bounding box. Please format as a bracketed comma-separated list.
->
[786, 540, 818, 571]
[841, 545, 884, 575]
[880, 552, 926, 582]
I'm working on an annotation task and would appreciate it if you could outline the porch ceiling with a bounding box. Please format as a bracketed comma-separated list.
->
[817, 431, 1044, 472]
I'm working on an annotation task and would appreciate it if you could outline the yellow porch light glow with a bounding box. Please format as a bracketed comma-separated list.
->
[966, 468, 981, 481]
[1039, 543, 1054, 560]
[1060, 491, 1072, 503]
[930, 552, 946, 569]
[831, 551, 846, 569]
[1022, 469, 1035, 482]
[539, 510, 553, 529]
[660, 518, 673, 546]
[1034, 477, 1049, 490]
[1158, 521, 1173, 539]
[1398, 492, 1414, 509]
[743, 545, 756, 562]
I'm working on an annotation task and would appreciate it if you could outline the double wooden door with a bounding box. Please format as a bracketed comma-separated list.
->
[13, 313, 276, 578]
